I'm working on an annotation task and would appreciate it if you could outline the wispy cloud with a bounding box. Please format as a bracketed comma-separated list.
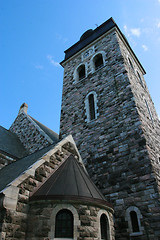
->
[124, 25, 130, 37]
[130, 28, 141, 37]
[56, 33, 68, 43]
[123, 25, 137, 47]
[142, 45, 148, 51]
[124, 25, 141, 37]
[157, 22, 160, 28]
[47, 55, 60, 67]
[34, 64, 44, 69]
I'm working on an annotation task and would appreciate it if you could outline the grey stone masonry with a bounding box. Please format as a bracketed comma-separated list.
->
[10, 104, 53, 154]
[60, 23, 160, 239]
[26, 202, 115, 240]
[0, 140, 79, 240]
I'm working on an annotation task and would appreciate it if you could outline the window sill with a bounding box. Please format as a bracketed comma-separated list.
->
[85, 118, 97, 124]
[73, 76, 87, 84]
[130, 232, 143, 237]
[93, 64, 105, 73]
[54, 238, 73, 240]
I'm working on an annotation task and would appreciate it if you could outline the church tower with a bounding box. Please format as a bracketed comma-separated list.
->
[60, 18, 160, 239]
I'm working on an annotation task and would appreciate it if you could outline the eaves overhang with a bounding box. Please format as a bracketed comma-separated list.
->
[60, 17, 146, 75]
[29, 195, 113, 213]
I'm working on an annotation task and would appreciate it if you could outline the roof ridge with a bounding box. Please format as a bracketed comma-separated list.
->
[30, 153, 71, 197]
[73, 155, 105, 200]
[30, 154, 106, 202]
[73, 156, 94, 198]
[45, 158, 69, 196]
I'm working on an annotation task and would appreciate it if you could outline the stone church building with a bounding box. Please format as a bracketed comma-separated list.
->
[0, 18, 160, 240]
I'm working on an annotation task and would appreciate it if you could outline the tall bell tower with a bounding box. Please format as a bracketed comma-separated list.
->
[60, 18, 160, 239]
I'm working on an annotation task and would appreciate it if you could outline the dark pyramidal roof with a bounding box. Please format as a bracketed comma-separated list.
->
[30, 155, 111, 208]
[0, 126, 28, 159]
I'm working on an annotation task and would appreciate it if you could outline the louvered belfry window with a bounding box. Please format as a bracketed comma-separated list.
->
[55, 209, 73, 238]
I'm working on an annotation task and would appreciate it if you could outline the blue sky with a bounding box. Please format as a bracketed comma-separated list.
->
[1, 0, 160, 134]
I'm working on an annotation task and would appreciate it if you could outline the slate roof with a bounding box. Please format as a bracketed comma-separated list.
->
[30, 155, 111, 208]
[0, 126, 28, 159]
[30, 116, 59, 143]
[0, 144, 55, 192]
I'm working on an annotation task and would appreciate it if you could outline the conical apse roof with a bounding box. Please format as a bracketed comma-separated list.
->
[30, 155, 111, 208]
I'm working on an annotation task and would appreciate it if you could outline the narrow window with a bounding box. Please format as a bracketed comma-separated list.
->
[130, 211, 140, 232]
[100, 214, 109, 240]
[137, 72, 143, 85]
[125, 207, 143, 236]
[55, 209, 73, 238]
[85, 91, 98, 122]
[89, 94, 95, 120]
[145, 99, 153, 123]
[94, 54, 104, 70]
[78, 65, 85, 80]
[128, 58, 134, 70]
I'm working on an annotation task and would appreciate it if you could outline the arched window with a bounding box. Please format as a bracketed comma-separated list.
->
[85, 91, 99, 122]
[90, 51, 106, 73]
[55, 209, 73, 238]
[94, 53, 104, 70]
[125, 206, 143, 236]
[88, 94, 95, 120]
[78, 64, 85, 80]
[130, 211, 140, 232]
[100, 214, 109, 240]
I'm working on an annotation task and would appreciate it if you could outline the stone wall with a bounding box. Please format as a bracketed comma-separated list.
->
[117, 32, 160, 190]
[0, 141, 78, 239]
[26, 201, 114, 240]
[10, 111, 53, 154]
[60, 27, 160, 239]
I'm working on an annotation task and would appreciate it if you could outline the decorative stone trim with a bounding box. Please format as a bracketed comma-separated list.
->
[125, 206, 144, 236]
[49, 204, 80, 240]
[0, 232, 6, 240]
[81, 46, 95, 61]
[1, 135, 83, 208]
[84, 91, 99, 123]
[2, 185, 19, 210]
